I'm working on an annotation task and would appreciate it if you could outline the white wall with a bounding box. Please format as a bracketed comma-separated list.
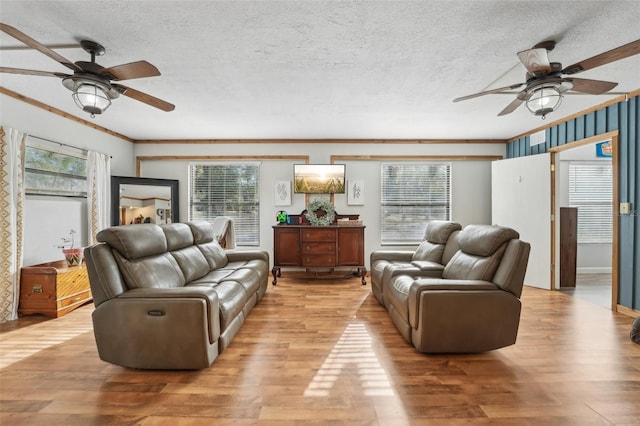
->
[136, 142, 504, 267]
[3, 92, 505, 268]
[1, 93, 136, 266]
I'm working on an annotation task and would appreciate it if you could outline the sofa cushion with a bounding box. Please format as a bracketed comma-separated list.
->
[198, 241, 229, 269]
[442, 243, 508, 281]
[458, 225, 519, 257]
[162, 223, 195, 250]
[113, 251, 186, 289]
[423, 220, 462, 244]
[442, 230, 461, 265]
[170, 246, 211, 282]
[411, 241, 445, 263]
[188, 221, 215, 244]
[412, 221, 462, 263]
[97, 224, 167, 260]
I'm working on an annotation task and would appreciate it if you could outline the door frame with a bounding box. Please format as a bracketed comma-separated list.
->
[548, 130, 619, 311]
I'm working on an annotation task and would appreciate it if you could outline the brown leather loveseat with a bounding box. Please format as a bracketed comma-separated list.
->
[371, 223, 530, 353]
[370, 220, 462, 307]
[84, 221, 269, 369]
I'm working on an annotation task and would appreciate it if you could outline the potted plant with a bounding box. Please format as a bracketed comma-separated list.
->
[59, 229, 84, 267]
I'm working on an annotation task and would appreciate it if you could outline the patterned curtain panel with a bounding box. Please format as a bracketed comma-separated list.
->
[0, 126, 26, 322]
[86, 151, 111, 245]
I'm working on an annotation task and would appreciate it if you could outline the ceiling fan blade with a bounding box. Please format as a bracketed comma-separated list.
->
[497, 91, 528, 116]
[0, 66, 69, 78]
[112, 84, 175, 112]
[453, 82, 524, 102]
[100, 61, 161, 81]
[517, 48, 552, 76]
[0, 23, 83, 72]
[563, 38, 640, 75]
[568, 78, 618, 95]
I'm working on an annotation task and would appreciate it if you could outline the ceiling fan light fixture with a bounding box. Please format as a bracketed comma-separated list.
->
[62, 76, 118, 117]
[526, 84, 563, 119]
[72, 82, 111, 117]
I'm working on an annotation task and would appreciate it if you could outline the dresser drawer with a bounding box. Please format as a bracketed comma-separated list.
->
[301, 242, 336, 254]
[301, 229, 337, 242]
[302, 254, 336, 267]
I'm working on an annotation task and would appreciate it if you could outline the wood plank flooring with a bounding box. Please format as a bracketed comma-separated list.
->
[1, 276, 639, 425]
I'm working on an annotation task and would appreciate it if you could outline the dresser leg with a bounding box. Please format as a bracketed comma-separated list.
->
[271, 267, 280, 285]
[361, 267, 367, 285]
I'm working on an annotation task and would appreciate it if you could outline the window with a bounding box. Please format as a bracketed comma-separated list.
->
[25, 138, 87, 197]
[568, 161, 612, 244]
[380, 163, 451, 245]
[188, 162, 260, 246]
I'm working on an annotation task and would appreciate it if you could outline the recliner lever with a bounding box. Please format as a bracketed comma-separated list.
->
[147, 310, 166, 316]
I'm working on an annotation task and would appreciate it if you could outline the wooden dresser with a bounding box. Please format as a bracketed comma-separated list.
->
[19, 260, 92, 318]
[272, 224, 366, 285]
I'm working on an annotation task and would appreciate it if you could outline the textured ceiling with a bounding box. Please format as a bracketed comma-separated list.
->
[1, 0, 639, 141]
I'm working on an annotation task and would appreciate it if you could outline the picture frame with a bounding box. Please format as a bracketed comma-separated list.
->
[347, 179, 364, 205]
[274, 180, 291, 206]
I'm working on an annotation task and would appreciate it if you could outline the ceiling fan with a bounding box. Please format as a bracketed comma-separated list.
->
[453, 38, 640, 119]
[0, 23, 175, 117]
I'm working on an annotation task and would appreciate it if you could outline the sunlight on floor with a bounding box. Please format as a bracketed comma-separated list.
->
[304, 322, 394, 397]
[0, 306, 93, 369]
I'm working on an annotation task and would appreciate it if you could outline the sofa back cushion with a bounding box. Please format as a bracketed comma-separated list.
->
[97, 223, 186, 289]
[162, 223, 195, 250]
[492, 239, 531, 297]
[423, 220, 462, 244]
[457, 224, 519, 257]
[162, 223, 210, 282]
[97, 224, 167, 259]
[411, 241, 445, 263]
[442, 230, 461, 265]
[198, 241, 229, 269]
[188, 221, 215, 244]
[412, 221, 462, 263]
[187, 220, 229, 269]
[442, 225, 518, 281]
[113, 251, 186, 289]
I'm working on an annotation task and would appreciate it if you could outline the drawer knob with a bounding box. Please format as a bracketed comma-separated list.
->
[32, 285, 43, 294]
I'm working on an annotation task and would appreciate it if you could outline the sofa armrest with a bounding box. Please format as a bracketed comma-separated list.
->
[226, 249, 270, 263]
[407, 279, 501, 329]
[115, 286, 220, 344]
[92, 286, 222, 369]
[371, 250, 414, 263]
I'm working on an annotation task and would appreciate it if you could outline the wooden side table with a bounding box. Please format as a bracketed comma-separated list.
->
[19, 260, 92, 318]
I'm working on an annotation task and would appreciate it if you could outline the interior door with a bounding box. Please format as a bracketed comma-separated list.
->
[492, 153, 551, 289]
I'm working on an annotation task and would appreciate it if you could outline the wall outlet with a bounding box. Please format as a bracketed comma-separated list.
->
[620, 202, 631, 215]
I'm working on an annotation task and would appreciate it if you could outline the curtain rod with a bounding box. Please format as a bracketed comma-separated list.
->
[28, 134, 112, 158]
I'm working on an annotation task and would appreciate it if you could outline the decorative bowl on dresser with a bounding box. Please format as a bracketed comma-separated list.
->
[19, 259, 92, 318]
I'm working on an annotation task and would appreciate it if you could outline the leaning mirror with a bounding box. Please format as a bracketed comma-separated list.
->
[111, 176, 179, 226]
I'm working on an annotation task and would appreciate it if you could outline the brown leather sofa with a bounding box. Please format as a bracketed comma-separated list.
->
[370, 220, 462, 307]
[84, 221, 269, 369]
[373, 224, 530, 353]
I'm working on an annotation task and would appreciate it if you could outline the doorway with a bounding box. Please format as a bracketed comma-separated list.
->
[550, 131, 619, 311]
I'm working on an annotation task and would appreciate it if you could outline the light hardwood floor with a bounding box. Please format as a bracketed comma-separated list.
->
[1, 276, 639, 425]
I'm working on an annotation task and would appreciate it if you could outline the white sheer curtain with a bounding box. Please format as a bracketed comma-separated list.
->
[0, 126, 26, 322]
[86, 151, 111, 244]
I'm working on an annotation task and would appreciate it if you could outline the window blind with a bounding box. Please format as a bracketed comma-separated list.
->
[380, 163, 451, 245]
[24, 140, 87, 197]
[188, 163, 260, 246]
[568, 161, 612, 244]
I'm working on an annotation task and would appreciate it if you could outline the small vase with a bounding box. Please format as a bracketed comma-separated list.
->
[62, 248, 84, 267]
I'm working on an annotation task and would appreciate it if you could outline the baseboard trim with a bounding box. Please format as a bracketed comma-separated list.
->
[616, 304, 639, 318]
